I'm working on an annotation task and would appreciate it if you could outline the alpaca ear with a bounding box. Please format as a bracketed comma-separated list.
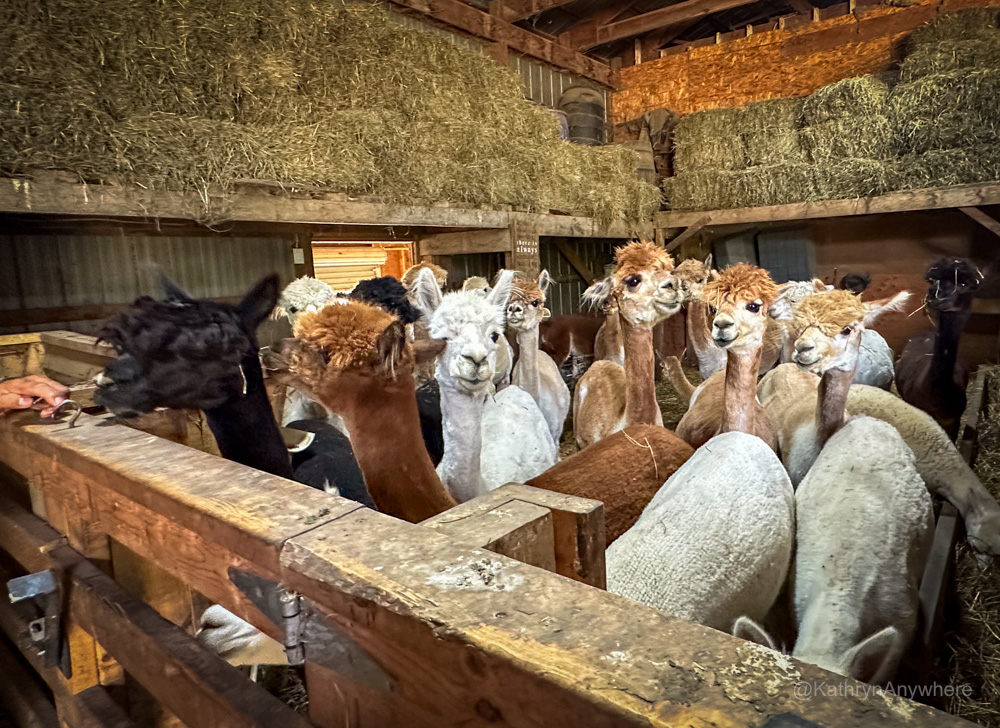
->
[487, 270, 516, 310]
[236, 274, 282, 333]
[413, 337, 447, 365]
[259, 345, 287, 373]
[582, 277, 614, 311]
[703, 253, 713, 271]
[161, 275, 193, 303]
[412, 267, 444, 318]
[537, 270, 551, 296]
[541, 307, 551, 320]
[863, 291, 910, 326]
[812, 279, 828, 292]
[376, 320, 408, 378]
[732, 616, 777, 651]
[843, 626, 898, 684]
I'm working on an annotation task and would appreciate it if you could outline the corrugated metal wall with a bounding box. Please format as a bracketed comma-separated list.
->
[540, 239, 616, 316]
[0, 235, 294, 334]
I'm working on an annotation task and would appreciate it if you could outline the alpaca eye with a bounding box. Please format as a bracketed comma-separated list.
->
[531, 300, 540, 307]
[841, 327, 852, 336]
[288, 306, 298, 313]
[746, 302, 761, 313]
[490, 332, 500, 343]
[624, 275, 642, 288]
[708, 305, 717, 316]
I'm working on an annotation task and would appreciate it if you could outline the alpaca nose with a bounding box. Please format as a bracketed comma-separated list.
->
[463, 353, 487, 368]
[94, 371, 112, 387]
[715, 319, 733, 330]
[796, 341, 815, 353]
[508, 303, 523, 316]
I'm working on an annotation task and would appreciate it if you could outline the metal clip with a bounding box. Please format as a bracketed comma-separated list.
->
[8, 569, 69, 675]
[280, 589, 305, 665]
[51, 399, 82, 428]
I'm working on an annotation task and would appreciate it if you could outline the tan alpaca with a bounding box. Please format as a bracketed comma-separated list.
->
[507, 271, 570, 442]
[758, 289, 910, 485]
[401, 262, 449, 386]
[573, 242, 682, 448]
[674, 263, 779, 450]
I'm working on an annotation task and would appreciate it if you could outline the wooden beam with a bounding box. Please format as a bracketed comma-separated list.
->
[960, 206, 1000, 238]
[564, 0, 760, 50]
[490, 0, 575, 22]
[552, 239, 599, 284]
[386, 0, 615, 87]
[655, 182, 1000, 229]
[0, 171, 649, 240]
[418, 229, 511, 256]
[0, 638, 60, 728]
[665, 216, 711, 253]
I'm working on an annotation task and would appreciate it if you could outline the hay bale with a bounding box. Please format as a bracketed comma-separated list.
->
[741, 98, 807, 166]
[801, 116, 898, 163]
[802, 76, 890, 125]
[741, 163, 819, 207]
[814, 158, 892, 199]
[900, 36, 1000, 82]
[663, 170, 748, 211]
[672, 107, 746, 172]
[889, 68, 1000, 153]
[908, 6, 1000, 48]
[885, 144, 1000, 191]
[0, 0, 658, 226]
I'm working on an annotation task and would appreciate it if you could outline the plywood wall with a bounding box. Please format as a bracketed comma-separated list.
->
[612, 0, 1000, 122]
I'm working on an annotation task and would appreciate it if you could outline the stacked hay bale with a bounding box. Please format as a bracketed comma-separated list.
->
[0, 0, 659, 226]
[888, 7, 1000, 190]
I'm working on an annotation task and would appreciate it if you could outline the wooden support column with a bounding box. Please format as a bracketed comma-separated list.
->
[508, 221, 541, 276]
[552, 239, 599, 284]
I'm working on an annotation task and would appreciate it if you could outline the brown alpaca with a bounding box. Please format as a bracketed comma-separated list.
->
[675, 263, 779, 451]
[278, 301, 456, 522]
[573, 241, 682, 448]
[539, 313, 602, 371]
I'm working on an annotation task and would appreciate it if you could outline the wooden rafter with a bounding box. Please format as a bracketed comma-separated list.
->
[386, 0, 615, 86]
[559, 2, 639, 50]
[563, 0, 762, 50]
[960, 206, 1000, 238]
[489, 0, 576, 23]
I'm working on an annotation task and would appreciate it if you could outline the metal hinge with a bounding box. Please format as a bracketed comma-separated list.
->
[8, 569, 71, 677]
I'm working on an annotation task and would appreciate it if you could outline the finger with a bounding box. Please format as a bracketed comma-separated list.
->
[6, 379, 69, 409]
[0, 393, 36, 411]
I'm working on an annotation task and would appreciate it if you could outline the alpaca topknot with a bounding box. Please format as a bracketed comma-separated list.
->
[402, 262, 448, 290]
[613, 241, 675, 280]
[925, 257, 982, 285]
[428, 289, 506, 339]
[295, 300, 403, 372]
[273, 276, 335, 319]
[349, 276, 421, 324]
[793, 290, 868, 335]
[703, 263, 779, 308]
[672, 258, 711, 285]
[509, 273, 544, 305]
[99, 296, 250, 365]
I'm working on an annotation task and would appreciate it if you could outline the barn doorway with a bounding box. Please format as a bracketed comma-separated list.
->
[311, 240, 414, 291]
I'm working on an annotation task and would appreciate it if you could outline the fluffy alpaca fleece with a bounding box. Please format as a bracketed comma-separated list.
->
[199, 606, 288, 666]
[607, 431, 794, 631]
[348, 276, 421, 324]
[613, 240, 675, 281]
[792, 289, 868, 335]
[672, 257, 711, 287]
[295, 303, 403, 373]
[272, 276, 335, 322]
[402, 261, 447, 290]
[702, 262, 779, 310]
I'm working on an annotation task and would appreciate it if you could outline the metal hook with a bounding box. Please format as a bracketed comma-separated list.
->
[51, 400, 82, 428]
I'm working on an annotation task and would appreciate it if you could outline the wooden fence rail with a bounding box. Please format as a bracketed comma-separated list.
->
[0, 410, 974, 727]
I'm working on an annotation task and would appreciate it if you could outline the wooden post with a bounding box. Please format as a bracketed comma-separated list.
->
[508, 222, 541, 276]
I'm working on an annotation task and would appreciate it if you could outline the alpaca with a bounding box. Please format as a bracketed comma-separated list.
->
[671, 255, 725, 379]
[760, 289, 910, 484]
[506, 271, 570, 442]
[463, 275, 514, 390]
[674, 264, 779, 450]
[738, 289, 933, 684]
[839, 272, 871, 295]
[895, 257, 982, 438]
[402, 261, 449, 386]
[593, 307, 625, 366]
[412, 268, 556, 501]
[572, 242, 682, 449]
[539, 313, 602, 375]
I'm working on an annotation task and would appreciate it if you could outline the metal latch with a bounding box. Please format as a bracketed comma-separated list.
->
[8, 569, 70, 676]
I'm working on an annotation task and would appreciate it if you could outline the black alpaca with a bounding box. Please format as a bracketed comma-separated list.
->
[895, 258, 982, 439]
[95, 275, 374, 506]
[839, 272, 871, 296]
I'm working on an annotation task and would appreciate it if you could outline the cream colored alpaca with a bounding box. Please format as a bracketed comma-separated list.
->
[674, 264, 779, 450]
[413, 268, 556, 501]
[462, 275, 513, 390]
[572, 242, 681, 449]
[507, 271, 570, 442]
[402, 262, 449, 386]
[759, 289, 910, 484]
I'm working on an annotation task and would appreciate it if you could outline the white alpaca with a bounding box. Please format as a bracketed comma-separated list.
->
[506, 270, 570, 442]
[413, 268, 556, 502]
[462, 275, 514, 390]
[198, 605, 288, 666]
[607, 431, 794, 631]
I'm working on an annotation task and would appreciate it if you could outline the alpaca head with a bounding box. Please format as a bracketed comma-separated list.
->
[506, 271, 551, 332]
[402, 262, 448, 291]
[348, 276, 421, 324]
[700, 264, 778, 354]
[839, 273, 871, 296]
[782, 289, 910, 374]
[581, 241, 678, 327]
[768, 279, 832, 321]
[412, 267, 514, 395]
[924, 258, 982, 313]
[272, 276, 335, 325]
[668, 254, 715, 305]
[462, 276, 491, 294]
[94, 275, 280, 417]
[273, 299, 443, 416]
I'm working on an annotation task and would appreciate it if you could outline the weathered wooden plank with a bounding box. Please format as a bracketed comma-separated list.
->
[552, 239, 599, 284]
[418, 229, 511, 256]
[0, 638, 60, 728]
[665, 215, 710, 253]
[654, 182, 1000, 229]
[490, 0, 575, 22]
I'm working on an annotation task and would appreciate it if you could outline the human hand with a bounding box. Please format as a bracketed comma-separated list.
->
[0, 375, 71, 417]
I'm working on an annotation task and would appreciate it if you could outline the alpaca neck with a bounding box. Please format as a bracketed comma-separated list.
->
[339, 377, 455, 522]
[512, 326, 541, 400]
[622, 316, 662, 427]
[687, 301, 713, 360]
[437, 382, 486, 502]
[815, 357, 858, 449]
[720, 345, 762, 435]
[933, 309, 969, 386]
[205, 351, 293, 479]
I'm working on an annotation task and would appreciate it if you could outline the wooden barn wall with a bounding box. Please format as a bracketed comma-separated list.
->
[540, 239, 617, 316]
[611, 0, 1000, 122]
[389, 9, 608, 115]
[434, 252, 506, 289]
[0, 234, 295, 335]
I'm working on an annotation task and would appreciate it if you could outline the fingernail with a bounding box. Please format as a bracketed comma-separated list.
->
[54, 396, 66, 404]
[18, 397, 32, 406]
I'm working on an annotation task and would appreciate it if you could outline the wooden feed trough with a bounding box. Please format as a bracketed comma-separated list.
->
[0, 331, 978, 727]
